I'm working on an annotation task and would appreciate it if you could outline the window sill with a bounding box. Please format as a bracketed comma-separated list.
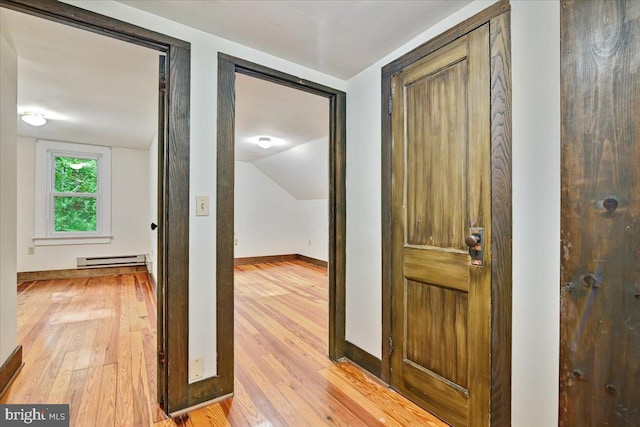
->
[33, 235, 113, 246]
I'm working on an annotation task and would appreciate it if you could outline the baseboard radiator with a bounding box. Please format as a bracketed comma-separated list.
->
[77, 254, 146, 269]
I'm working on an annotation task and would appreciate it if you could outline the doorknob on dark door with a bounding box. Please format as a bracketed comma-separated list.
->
[151, 222, 158, 231]
[465, 233, 481, 247]
[466, 228, 484, 266]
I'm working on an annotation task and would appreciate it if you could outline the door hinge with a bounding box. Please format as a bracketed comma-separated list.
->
[388, 96, 392, 115]
[388, 336, 394, 355]
[159, 79, 167, 93]
[158, 350, 165, 365]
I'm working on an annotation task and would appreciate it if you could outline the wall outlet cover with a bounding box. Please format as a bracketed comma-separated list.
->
[189, 358, 203, 381]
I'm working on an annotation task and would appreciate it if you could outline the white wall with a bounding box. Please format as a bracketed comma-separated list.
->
[345, 1, 560, 426]
[297, 199, 328, 262]
[0, 30, 18, 364]
[235, 161, 328, 262]
[511, 2, 560, 426]
[16, 137, 151, 272]
[65, 0, 346, 381]
[148, 132, 158, 282]
[234, 161, 300, 258]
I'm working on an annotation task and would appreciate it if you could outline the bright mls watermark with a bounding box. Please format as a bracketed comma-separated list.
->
[0, 405, 69, 426]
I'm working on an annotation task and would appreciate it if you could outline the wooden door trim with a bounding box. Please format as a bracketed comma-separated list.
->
[216, 54, 347, 375]
[0, 0, 192, 414]
[381, 3, 512, 425]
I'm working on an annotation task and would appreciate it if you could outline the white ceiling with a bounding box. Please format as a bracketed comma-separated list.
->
[0, 8, 159, 150]
[235, 73, 328, 162]
[117, 0, 471, 79]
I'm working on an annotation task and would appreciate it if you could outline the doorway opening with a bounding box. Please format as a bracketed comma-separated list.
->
[0, 0, 191, 416]
[232, 71, 331, 410]
[215, 54, 347, 394]
[1, 6, 162, 423]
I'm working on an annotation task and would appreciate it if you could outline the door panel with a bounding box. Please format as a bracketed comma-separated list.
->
[391, 24, 491, 427]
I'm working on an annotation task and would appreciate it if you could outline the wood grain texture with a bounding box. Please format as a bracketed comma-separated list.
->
[344, 341, 382, 378]
[6, 266, 436, 426]
[0, 346, 22, 399]
[465, 24, 492, 427]
[383, 6, 512, 427]
[390, 23, 491, 427]
[560, 1, 640, 426]
[404, 247, 470, 291]
[1, 273, 167, 426]
[381, 0, 510, 78]
[406, 280, 469, 388]
[165, 44, 191, 413]
[156, 53, 167, 408]
[329, 89, 347, 361]
[234, 254, 328, 268]
[381, 73, 393, 383]
[405, 58, 468, 250]
[489, 11, 513, 427]
[17, 266, 146, 282]
[154, 261, 447, 427]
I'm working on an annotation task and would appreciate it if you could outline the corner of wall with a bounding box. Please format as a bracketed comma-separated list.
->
[0, 31, 19, 364]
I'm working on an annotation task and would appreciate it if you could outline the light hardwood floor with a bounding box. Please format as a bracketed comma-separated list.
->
[3, 261, 447, 426]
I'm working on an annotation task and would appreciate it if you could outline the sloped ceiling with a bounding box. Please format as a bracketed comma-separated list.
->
[253, 137, 328, 200]
[0, 8, 158, 150]
[235, 74, 328, 163]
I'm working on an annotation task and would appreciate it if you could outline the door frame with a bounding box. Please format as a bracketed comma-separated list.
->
[380, 0, 512, 424]
[0, 0, 192, 415]
[215, 54, 347, 384]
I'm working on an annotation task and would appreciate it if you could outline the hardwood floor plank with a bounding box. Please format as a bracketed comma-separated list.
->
[76, 366, 103, 426]
[96, 363, 117, 427]
[65, 367, 88, 427]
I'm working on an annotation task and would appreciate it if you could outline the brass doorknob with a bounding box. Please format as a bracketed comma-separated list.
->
[465, 234, 481, 247]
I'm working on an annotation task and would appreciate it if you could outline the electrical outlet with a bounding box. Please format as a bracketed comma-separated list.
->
[189, 358, 203, 381]
[308, 240, 311, 246]
[27, 247, 35, 255]
[234, 238, 239, 246]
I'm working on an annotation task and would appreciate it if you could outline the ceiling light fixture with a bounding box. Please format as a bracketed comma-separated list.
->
[21, 112, 47, 127]
[257, 136, 273, 149]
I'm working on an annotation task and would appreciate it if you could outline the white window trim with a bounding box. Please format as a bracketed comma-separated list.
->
[33, 140, 112, 246]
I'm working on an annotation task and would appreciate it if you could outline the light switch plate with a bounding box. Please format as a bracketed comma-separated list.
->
[196, 196, 209, 216]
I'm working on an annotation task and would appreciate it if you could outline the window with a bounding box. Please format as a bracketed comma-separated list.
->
[34, 140, 111, 245]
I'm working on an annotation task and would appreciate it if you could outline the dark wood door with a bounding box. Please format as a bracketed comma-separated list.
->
[560, 1, 640, 425]
[390, 24, 491, 427]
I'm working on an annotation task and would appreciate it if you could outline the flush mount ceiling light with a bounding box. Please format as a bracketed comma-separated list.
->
[21, 112, 47, 127]
[257, 137, 273, 149]
[248, 135, 285, 149]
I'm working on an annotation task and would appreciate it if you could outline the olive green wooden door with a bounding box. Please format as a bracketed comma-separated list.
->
[390, 24, 491, 427]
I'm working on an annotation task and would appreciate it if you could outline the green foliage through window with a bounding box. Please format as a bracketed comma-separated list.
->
[53, 156, 98, 232]
[54, 197, 97, 232]
[54, 157, 97, 193]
